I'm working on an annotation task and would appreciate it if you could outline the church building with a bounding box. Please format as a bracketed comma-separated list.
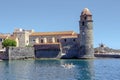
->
[1, 8, 94, 59]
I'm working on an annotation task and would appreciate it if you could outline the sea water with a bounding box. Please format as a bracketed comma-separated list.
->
[0, 59, 120, 80]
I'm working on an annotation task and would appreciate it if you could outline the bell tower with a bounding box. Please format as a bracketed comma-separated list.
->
[79, 8, 94, 58]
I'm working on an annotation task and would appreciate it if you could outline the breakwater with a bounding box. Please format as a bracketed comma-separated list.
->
[94, 53, 120, 58]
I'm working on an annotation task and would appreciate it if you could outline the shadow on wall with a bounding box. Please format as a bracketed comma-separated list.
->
[61, 44, 80, 59]
[35, 49, 60, 58]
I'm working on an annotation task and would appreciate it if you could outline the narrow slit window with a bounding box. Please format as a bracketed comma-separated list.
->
[84, 16, 87, 20]
[82, 22, 84, 26]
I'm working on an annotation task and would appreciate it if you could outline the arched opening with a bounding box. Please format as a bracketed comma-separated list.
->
[57, 39, 59, 42]
[41, 39, 43, 43]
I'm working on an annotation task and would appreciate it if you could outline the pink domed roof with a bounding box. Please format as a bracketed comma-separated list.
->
[81, 8, 92, 15]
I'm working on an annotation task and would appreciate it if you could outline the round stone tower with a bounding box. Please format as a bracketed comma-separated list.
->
[79, 8, 94, 58]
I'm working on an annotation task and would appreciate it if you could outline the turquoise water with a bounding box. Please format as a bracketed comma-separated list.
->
[0, 59, 120, 80]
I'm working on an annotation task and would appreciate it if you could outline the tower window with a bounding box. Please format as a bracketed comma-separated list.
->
[82, 22, 85, 26]
[64, 39, 67, 42]
[84, 16, 87, 20]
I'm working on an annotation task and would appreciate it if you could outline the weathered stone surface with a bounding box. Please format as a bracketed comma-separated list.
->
[60, 37, 80, 58]
[61, 44, 79, 59]
[34, 44, 61, 58]
[35, 50, 60, 58]
[0, 51, 8, 60]
[13, 31, 30, 47]
[79, 8, 94, 58]
[6, 47, 35, 59]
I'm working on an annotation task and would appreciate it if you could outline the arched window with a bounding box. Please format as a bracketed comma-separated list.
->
[57, 39, 59, 42]
[41, 39, 43, 43]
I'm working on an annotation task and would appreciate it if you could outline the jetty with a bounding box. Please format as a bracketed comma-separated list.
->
[94, 53, 120, 58]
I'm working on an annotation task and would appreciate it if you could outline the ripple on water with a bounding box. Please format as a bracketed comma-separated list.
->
[0, 59, 120, 80]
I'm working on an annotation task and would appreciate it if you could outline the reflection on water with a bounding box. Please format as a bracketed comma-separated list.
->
[1, 59, 120, 80]
[0, 59, 94, 80]
[34, 60, 94, 80]
[59, 60, 94, 80]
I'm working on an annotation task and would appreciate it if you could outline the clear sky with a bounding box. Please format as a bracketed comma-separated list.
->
[0, 0, 120, 49]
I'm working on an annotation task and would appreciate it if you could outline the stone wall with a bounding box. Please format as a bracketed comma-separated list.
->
[6, 47, 35, 59]
[35, 50, 61, 58]
[34, 44, 61, 58]
[61, 44, 79, 58]
[13, 31, 30, 47]
[0, 51, 8, 60]
[60, 37, 80, 58]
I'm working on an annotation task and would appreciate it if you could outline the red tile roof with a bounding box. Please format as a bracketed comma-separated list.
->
[30, 31, 77, 36]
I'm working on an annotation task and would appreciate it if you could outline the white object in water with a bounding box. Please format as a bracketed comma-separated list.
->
[61, 63, 75, 69]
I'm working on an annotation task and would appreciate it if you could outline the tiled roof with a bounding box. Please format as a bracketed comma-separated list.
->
[30, 31, 77, 36]
[7, 36, 17, 40]
[0, 34, 17, 40]
[34, 43, 60, 45]
[61, 35, 78, 38]
[0, 35, 7, 39]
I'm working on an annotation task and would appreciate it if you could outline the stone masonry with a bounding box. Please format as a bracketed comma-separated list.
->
[6, 47, 35, 60]
[79, 8, 94, 58]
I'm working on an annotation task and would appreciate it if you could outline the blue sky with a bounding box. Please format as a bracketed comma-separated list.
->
[0, 0, 120, 49]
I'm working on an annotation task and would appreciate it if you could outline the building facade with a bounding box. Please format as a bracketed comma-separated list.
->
[0, 8, 94, 59]
[29, 31, 78, 45]
[13, 28, 34, 47]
